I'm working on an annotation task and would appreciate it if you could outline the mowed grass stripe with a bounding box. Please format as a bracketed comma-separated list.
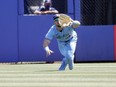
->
[0, 73, 116, 76]
[0, 70, 116, 73]
[0, 63, 116, 69]
[0, 71, 116, 74]
[0, 77, 116, 82]
[0, 63, 116, 67]
[0, 82, 116, 87]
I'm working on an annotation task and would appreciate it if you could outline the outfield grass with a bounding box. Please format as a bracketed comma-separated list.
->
[0, 62, 116, 87]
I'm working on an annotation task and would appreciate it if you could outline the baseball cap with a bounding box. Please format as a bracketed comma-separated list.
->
[53, 14, 60, 21]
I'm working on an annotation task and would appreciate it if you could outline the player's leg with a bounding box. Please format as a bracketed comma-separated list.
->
[59, 58, 68, 71]
[66, 41, 77, 70]
[58, 42, 68, 71]
[68, 57, 74, 70]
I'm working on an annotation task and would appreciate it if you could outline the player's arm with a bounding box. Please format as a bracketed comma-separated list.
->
[71, 20, 81, 29]
[43, 39, 53, 57]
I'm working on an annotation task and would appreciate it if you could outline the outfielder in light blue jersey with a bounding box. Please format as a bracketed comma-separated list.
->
[43, 14, 80, 71]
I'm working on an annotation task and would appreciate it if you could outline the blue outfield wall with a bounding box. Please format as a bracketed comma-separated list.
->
[0, 0, 18, 62]
[76, 26, 114, 62]
[0, 0, 115, 62]
[18, 16, 114, 62]
[18, 15, 63, 62]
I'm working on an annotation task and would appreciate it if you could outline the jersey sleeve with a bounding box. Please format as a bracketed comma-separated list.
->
[45, 26, 55, 40]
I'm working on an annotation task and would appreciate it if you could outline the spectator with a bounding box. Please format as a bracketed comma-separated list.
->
[34, 0, 59, 14]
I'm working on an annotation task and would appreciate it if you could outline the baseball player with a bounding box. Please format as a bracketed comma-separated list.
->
[43, 14, 80, 71]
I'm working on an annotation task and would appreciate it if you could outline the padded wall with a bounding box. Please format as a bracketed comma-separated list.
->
[18, 15, 63, 62]
[18, 15, 115, 62]
[76, 26, 114, 62]
[0, 0, 18, 62]
[0, 0, 115, 62]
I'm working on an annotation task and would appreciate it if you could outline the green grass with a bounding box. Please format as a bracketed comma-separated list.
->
[0, 62, 116, 87]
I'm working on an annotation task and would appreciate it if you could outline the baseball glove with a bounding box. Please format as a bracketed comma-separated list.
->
[58, 14, 73, 28]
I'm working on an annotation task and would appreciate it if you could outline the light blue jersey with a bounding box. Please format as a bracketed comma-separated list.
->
[45, 25, 78, 71]
[45, 25, 77, 42]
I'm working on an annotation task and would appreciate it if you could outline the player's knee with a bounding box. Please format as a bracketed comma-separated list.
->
[65, 51, 74, 58]
[67, 57, 73, 62]
[66, 54, 74, 59]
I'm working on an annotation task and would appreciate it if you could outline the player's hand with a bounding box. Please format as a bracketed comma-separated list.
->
[45, 49, 54, 57]
[44, 46, 54, 57]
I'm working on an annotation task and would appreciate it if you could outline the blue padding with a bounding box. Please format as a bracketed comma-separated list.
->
[75, 26, 114, 62]
[0, 0, 18, 62]
[67, 0, 74, 13]
[18, 0, 24, 15]
[75, 0, 81, 21]
[18, 15, 62, 62]
[18, 15, 114, 62]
